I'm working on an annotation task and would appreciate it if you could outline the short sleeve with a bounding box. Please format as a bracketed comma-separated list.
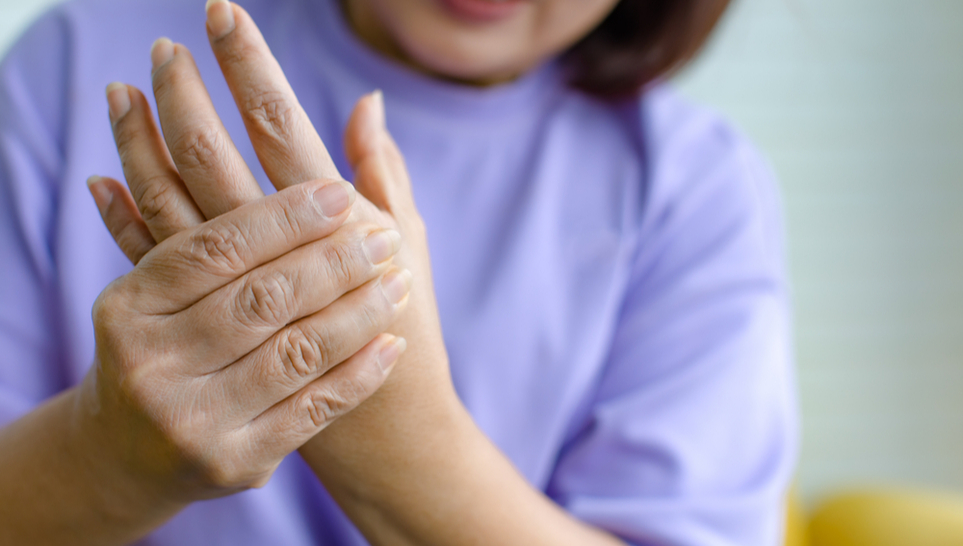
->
[0, 9, 73, 425]
[546, 99, 798, 545]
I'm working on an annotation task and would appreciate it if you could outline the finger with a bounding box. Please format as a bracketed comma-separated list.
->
[150, 38, 264, 218]
[87, 176, 156, 264]
[343, 91, 383, 172]
[179, 223, 403, 372]
[205, 0, 342, 187]
[107, 82, 205, 241]
[212, 267, 411, 417]
[244, 333, 406, 458]
[129, 178, 355, 313]
[344, 91, 415, 215]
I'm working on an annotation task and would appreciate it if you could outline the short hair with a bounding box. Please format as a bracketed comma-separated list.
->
[565, 0, 732, 100]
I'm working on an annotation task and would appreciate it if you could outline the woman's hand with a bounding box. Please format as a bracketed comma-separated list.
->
[91, 2, 622, 544]
[79, 180, 409, 501]
[91, 0, 456, 457]
[77, 0, 421, 518]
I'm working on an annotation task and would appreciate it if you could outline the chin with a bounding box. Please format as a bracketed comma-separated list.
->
[400, 35, 533, 83]
[368, 0, 543, 83]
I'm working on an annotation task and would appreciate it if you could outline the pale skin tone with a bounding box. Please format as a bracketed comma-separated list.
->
[0, 0, 626, 544]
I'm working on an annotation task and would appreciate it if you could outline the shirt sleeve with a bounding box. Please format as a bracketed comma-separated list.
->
[0, 9, 73, 425]
[546, 103, 798, 545]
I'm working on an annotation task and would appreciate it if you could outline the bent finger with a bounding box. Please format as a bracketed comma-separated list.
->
[205, 0, 342, 188]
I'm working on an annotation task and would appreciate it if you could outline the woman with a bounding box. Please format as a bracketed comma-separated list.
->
[0, 0, 797, 544]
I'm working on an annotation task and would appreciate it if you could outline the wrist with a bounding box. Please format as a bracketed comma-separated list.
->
[69, 368, 189, 526]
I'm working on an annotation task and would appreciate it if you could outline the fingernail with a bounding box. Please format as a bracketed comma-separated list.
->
[150, 37, 175, 73]
[86, 176, 113, 215]
[377, 336, 406, 374]
[313, 180, 355, 217]
[371, 90, 385, 129]
[205, 0, 236, 39]
[381, 268, 412, 306]
[105, 82, 131, 123]
[363, 229, 401, 266]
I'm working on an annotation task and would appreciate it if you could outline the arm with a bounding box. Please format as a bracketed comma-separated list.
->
[95, 4, 792, 544]
[0, 389, 184, 544]
[304, 105, 797, 544]
[95, 2, 627, 543]
[0, 13, 163, 542]
[0, 177, 408, 545]
[0, 12, 405, 544]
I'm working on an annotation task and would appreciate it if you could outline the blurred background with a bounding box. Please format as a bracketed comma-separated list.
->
[2, 0, 962, 517]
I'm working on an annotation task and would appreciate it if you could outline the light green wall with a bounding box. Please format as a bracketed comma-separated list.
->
[676, 0, 963, 503]
[2, 0, 962, 505]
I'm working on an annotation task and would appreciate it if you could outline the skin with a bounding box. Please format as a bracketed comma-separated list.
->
[344, 0, 620, 84]
[0, 0, 627, 544]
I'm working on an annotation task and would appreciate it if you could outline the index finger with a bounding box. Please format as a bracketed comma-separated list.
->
[128, 179, 355, 314]
[204, 0, 343, 188]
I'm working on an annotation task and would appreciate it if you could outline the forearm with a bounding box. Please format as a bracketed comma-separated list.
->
[0, 385, 184, 546]
[300, 394, 624, 546]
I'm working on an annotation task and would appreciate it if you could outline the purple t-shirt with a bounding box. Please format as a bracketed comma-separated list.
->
[0, 0, 797, 544]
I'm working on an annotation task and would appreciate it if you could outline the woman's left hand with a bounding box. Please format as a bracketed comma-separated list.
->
[94, 2, 624, 544]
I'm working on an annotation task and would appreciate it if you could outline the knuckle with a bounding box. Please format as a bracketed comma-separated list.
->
[321, 238, 359, 289]
[163, 424, 248, 491]
[117, 364, 154, 403]
[357, 292, 389, 330]
[91, 284, 120, 327]
[300, 372, 380, 431]
[185, 222, 249, 274]
[275, 325, 327, 383]
[92, 282, 132, 343]
[275, 197, 308, 244]
[236, 270, 297, 328]
[134, 175, 180, 225]
[302, 389, 349, 429]
[169, 126, 228, 171]
[196, 459, 244, 491]
[242, 86, 298, 143]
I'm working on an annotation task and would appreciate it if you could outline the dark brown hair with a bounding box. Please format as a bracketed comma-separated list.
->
[565, 0, 732, 100]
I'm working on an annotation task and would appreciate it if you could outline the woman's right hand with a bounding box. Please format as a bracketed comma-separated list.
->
[75, 176, 409, 502]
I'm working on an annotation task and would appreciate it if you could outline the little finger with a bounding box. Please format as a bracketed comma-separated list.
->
[87, 175, 156, 264]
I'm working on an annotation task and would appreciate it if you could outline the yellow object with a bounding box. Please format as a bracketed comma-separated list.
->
[793, 488, 963, 546]
[784, 490, 809, 546]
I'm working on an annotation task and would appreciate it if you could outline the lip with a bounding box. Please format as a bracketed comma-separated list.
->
[436, 0, 527, 24]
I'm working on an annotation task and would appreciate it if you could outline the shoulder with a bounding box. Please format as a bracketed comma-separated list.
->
[631, 84, 786, 275]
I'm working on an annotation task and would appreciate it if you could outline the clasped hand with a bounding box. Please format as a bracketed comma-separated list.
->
[80, 0, 446, 502]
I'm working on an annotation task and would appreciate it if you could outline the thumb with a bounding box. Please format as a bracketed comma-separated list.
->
[343, 91, 415, 214]
[344, 90, 383, 170]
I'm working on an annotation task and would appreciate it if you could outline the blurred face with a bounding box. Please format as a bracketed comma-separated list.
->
[343, 0, 621, 85]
